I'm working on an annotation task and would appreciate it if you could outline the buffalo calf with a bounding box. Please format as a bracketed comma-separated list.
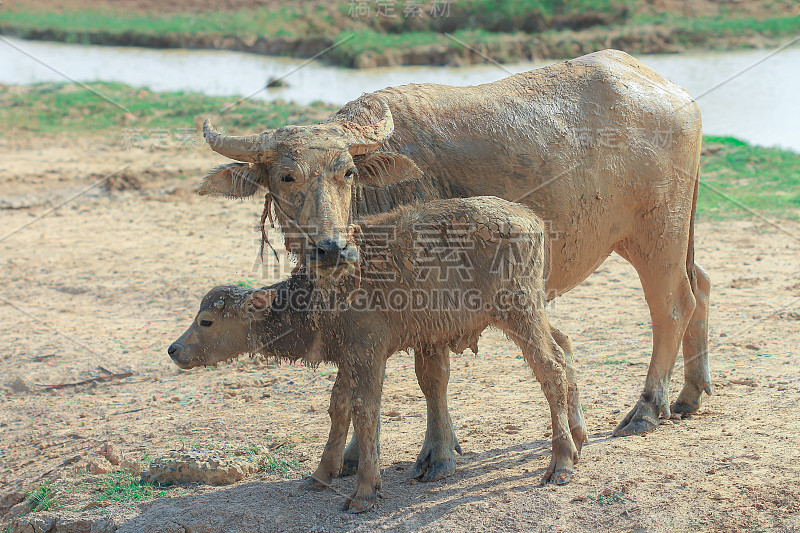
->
[169, 197, 587, 513]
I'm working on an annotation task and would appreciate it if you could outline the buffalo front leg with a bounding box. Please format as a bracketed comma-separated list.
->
[301, 368, 352, 491]
[410, 343, 462, 482]
[672, 262, 712, 416]
[614, 244, 697, 436]
[345, 357, 386, 514]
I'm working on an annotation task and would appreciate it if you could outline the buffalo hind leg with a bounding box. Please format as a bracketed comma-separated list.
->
[614, 243, 696, 436]
[672, 262, 712, 416]
[410, 343, 463, 482]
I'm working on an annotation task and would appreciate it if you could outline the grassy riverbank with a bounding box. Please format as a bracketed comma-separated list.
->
[0, 82, 337, 135]
[699, 137, 800, 219]
[1, 0, 799, 67]
[2, 82, 798, 219]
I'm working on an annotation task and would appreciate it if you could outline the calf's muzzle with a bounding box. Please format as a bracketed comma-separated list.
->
[310, 236, 360, 266]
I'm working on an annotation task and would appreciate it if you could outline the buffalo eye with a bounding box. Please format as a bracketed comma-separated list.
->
[199, 319, 214, 327]
[281, 174, 295, 183]
[344, 168, 357, 180]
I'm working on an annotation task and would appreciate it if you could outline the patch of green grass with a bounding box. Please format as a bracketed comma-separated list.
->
[314, 12, 800, 67]
[261, 455, 300, 478]
[633, 11, 800, 40]
[96, 472, 165, 503]
[597, 491, 625, 505]
[601, 358, 626, 365]
[0, 1, 631, 44]
[0, 6, 317, 41]
[140, 452, 154, 468]
[25, 482, 56, 512]
[698, 136, 800, 219]
[236, 279, 256, 288]
[0, 82, 337, 138]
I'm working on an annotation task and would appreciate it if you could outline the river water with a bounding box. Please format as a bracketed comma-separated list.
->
[1, 37, 798, 151]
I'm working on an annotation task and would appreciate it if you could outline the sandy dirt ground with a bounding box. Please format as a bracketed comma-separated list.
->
[1, 138, 799, 532]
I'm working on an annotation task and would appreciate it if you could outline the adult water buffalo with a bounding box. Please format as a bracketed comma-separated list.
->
[199, 49, 711, 476]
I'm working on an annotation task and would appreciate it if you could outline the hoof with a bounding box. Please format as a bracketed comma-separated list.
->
[300, 475, 329, 492]
[410, 458, 456, 482]
[613, 399, 660, 437]
[338, 457, 358, 477]
[410, 430, 461, 481]
[542, 469, 572, 485]
[343, 495, 376, 514]
[670, 399, 700, 417]
[542, 451, 574, 486]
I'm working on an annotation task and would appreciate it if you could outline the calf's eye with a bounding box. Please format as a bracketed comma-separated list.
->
[199, 319, 214, 327]
[344, 168, 356, 179]
[281, 174, 295, 183]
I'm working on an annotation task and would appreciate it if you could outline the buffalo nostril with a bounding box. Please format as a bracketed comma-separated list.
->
[168, 343, 179, 357]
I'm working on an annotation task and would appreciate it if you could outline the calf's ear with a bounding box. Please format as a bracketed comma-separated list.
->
[246, 289, 276, 313]
[198, 163, 266, 198]
[354, 151, 423, 187]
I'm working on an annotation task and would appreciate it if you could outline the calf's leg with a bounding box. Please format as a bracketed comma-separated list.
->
[302, 369, 352, 491]
[502, 314, 577, 484]
[410, 342, 462, 482]
[340, 369, 384, 476]
[343, 344, 462, 482]
[550, 325, 588, 455]
[345, 357, 386, 514]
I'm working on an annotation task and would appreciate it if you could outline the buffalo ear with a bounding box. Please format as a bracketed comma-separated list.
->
[198, 163, 266, 198]
[245, 289, 275, 312]
[354, 151, 423, 187]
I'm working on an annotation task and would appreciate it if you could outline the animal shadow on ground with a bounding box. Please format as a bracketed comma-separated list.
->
[117, 438, 573, 532]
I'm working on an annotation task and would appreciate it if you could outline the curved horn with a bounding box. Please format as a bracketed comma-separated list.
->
[203, 119, 275, 163]
[344, 100, 394, 156]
